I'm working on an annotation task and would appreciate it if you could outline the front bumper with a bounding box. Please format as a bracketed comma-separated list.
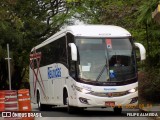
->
[75, 91, 138, 108]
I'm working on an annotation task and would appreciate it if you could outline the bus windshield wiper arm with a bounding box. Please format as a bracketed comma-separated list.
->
[96, 64, 107, 81]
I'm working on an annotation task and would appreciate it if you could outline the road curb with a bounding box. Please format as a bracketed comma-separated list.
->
[156, 117, 160, 120]
[139, 108, 160, 120]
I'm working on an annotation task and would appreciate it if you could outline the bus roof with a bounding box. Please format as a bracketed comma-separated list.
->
[32, 25, 131, 51]
[66, 25, 131, 37]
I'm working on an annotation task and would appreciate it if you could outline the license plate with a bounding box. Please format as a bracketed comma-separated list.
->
[105, 101, 115, 107]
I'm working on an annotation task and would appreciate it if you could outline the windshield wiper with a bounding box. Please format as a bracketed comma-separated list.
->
[96, 64, 107, 81]
[96, 44, 109, 82]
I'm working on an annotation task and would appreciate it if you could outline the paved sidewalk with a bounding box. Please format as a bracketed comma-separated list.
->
[140, 105, 160, 120]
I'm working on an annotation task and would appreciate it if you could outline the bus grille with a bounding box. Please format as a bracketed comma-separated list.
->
[89, 91, 129, 97]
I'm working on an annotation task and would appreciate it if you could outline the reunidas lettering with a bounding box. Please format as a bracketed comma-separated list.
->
[48, 66, 61, 79]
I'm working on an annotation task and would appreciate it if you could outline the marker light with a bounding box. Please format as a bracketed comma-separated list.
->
[129, 89, 136, 93]
[75, 86, 91, 94]
[128, 87, 138, 93]
[81, 89, 91, 94]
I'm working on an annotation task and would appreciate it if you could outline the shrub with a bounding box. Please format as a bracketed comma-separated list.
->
[138, 69, 160, 102]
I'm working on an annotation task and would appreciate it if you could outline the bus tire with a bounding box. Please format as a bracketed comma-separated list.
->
[63, 90, 74, 114]
[113, 107, 122, 114]
[37, 91, 46, 111]
[67, 105, 75, 114]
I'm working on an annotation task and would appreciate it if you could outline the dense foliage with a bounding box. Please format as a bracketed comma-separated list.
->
[0, 0, 71, 89]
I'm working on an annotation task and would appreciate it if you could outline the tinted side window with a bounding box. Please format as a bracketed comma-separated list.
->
[36, 36, 67, 67]
[58, 37, 67, 66]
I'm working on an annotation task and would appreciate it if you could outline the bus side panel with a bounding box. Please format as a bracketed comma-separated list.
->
[65, 77, 78, 107]
[29, 65, 50, 105]
[47, 79, 54, 104]
[52, 64, 70, 105]
[41, 63, 68, 105]
[29, 67, 37, 104]
[53, 78, 64, 105]
[39, 66, 50, 105]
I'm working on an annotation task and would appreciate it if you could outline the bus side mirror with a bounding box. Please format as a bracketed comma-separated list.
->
[68, 43, 77, 61]
[134, 42, 146, 61]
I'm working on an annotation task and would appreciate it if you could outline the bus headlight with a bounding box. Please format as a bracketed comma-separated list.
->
[128, 87, 138, 93]
[75, 86, 91, 94]
[81, 89, 91, 94]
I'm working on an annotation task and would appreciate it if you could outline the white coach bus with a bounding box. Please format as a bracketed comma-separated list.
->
[29, 25, 146, 113]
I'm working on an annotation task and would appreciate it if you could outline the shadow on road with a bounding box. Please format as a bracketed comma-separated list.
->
[37, 107, 127, 117]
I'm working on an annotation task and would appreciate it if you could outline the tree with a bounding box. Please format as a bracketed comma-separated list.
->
[0, 0, 72, 90]
[136, 0, 160, 68]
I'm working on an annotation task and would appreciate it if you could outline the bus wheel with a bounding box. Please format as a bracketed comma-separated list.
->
[113, 107, 122, 114]
[64, 91, 74, 114]
[37, 92, 46, 111]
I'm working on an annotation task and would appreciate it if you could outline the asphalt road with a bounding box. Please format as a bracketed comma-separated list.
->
[31, 103, 153, 120]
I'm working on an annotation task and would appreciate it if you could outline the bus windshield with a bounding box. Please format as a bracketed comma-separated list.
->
[76, 38, 136, 83]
